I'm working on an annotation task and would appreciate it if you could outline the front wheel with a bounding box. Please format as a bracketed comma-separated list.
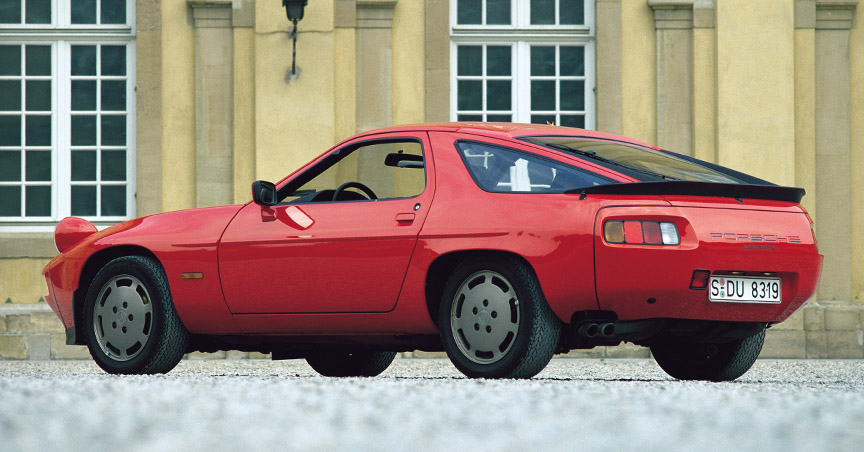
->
[438, 256, 561, 379]
[650, 328, 766, 382]
[306, 351, 397, 377]
[83, 256, 190, 374]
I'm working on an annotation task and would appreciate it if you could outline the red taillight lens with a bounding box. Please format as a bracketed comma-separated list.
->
[604, 220, 680, 246]
[690, 269, 710, 289]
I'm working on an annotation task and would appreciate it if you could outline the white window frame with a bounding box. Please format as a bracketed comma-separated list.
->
[0, 0, 136, 232]
[450, 0, 596, 130]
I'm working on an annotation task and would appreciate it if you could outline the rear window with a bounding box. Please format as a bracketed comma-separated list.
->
[522, 137, 746, 184]
[456, 141, 612, 193]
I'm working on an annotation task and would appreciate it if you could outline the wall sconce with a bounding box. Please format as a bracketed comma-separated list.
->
[282, 0, 308, 82]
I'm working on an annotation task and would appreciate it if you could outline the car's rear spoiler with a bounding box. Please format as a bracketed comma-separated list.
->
[566, 181, 805, 203]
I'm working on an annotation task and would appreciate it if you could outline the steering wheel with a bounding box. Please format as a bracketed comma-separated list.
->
[331, 181, 378, 201]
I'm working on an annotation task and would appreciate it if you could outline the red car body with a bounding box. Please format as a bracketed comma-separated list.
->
[43, 123, 822, 379]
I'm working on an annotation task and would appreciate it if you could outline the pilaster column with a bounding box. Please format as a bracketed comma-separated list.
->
[355, 0, 397, 132]
[648, 0, 694, 156]
[188, 0, 234, 207]
[814, 0, 857, 301]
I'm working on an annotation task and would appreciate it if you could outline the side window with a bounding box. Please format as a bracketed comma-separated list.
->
[456, 141, 610, 193]
[280, 140, 425, 203]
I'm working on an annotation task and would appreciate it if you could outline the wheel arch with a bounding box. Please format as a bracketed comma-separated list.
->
[70, 245, 161, 345]
[424, 249, 541, 327]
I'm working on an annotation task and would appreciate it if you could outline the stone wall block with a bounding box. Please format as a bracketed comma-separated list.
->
[5, 314, 33, 333]
[825, 331, 864, 358]
[30, 311, 64, 333]
[225, 351, 250, 359]
[0, 316, 6, 333]
[761, 330, 806, 358]
[803, 304, 825, 330]
[824, 306, 863, 330]
[605, 343, 651, 358]
[248, 352, 272, 359]
[186, 351, 227, 360]
[28, 334, 51, 360]
[805, 331, 829, 358]
[411, 351, 447, 359]
[562, 349, 605, 359]
[50, 334, 91, 360]
[0, 335, 29, 359]
[777, 309, 805, 330]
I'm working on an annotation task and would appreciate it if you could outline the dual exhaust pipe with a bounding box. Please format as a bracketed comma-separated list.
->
[577, 322, 616, 339]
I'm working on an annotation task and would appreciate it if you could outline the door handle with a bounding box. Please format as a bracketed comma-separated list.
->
[395, 213, 415, 223]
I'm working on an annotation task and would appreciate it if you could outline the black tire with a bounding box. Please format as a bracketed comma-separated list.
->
[306, 351, 397, 377]
[650, 328, 765, 382]
[83, 256, 190, 375]
[438, 256, 561, 379]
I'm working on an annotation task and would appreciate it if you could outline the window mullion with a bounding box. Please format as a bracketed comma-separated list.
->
[56, 40, 69, 219]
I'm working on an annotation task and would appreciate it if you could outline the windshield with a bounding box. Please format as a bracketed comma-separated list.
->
[523, 137, 745, 184]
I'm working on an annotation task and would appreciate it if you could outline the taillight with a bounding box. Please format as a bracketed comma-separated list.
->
[604, 220, 680, 245]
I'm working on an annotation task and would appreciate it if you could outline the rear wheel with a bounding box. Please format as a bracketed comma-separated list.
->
[83, 256, 190, 374]
[306, 351, 397, 377]
[650, 328, 765, 382]
[438, 256, 561, 379]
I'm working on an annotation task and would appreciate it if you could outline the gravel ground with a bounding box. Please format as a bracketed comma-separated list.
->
[1, 358, 863, 452]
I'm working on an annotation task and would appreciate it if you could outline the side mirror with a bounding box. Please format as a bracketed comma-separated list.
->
[252, 180, 278, 206]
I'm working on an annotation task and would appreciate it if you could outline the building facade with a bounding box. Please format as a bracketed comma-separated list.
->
[1, 0, 863, 359]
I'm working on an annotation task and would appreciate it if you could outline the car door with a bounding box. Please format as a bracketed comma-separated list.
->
[218, 132, 434, 315]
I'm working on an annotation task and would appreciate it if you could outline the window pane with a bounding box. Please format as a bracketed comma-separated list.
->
[458, 46, 482, 76]
[101, 80, 126, 111]
[25, 0, 51, 24]
[486, 46, 511, 76]
[0, 80, 21, 111]
[531, 80, 555, 111]
[101, 0, 126, 24]
[71, 46, 96, 76]
[25, 150, 50, 181]
[101, 150, 126, 181]
[560, 115, 585, 128]
[26, 46, 51, 76]
[560, 0, 584, 25]
[101, 46, 126, 76]
[487, 114, 511, 122]
[457, 80, 482, 111]
[560, 80, 584, 110]
[25, 115, 50, 146]
[530, 0, 555, 25]
[531, 114, 555, 125]
[457, 0, 481, 24]
[560, 46, 584, 76]
[71, 150, 96, 181]
[25, 185, 50, 216]
[71, 115, 96, 145]
[71, 0, 97, 24]
[530, 46, 555, 76]
[72, 80, 96, 111]
[0, 115, 21, 146]
[458, 114, 482, 121]
[0, 151, 21, 181]
[0, 186, 21, 216]
[0, 0, 21, 24]
[101, 186, 125, 216]
[457, 141, 609, 193]
[0, 46, 21, 75]
[101, 115, 125, 145]
[486, 0, 510, 25]
[26, 80, 51, 111]
[486, 80, 511, 111]
[71, 185, 96, 216]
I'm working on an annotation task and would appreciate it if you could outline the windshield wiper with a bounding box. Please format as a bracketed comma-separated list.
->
[545, 143, 679, 181]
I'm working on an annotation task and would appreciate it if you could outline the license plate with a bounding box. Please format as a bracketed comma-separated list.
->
[709, 276, 781, 303]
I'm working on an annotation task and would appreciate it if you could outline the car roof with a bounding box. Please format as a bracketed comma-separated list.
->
[354, 122, 662, 151]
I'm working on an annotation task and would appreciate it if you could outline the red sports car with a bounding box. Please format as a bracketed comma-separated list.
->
[43, 123, 822, 380]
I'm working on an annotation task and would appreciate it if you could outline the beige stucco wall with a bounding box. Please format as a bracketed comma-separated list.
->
[850, 4, 864, 304]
